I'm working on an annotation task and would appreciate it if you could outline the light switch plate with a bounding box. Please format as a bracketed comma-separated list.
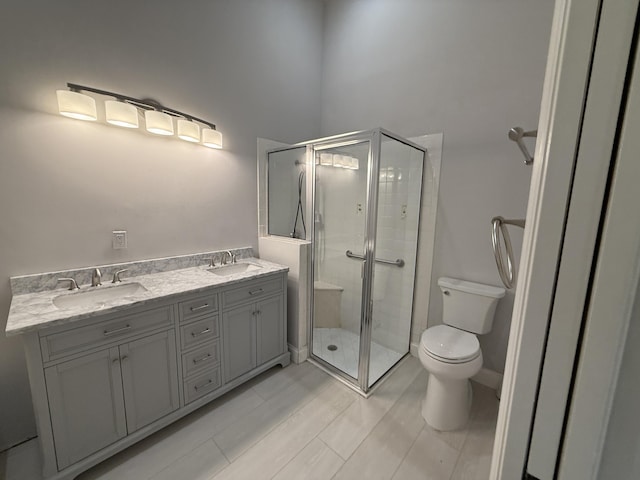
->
[112, 230, 127, 249]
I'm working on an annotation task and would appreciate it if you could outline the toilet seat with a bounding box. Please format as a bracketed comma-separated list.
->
[421, 325, 480, 364]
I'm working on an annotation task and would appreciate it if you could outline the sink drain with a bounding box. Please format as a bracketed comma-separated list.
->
[327, 344, 338, 351]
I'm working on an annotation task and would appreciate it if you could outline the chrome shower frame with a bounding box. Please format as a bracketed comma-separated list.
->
[298, 128, 427, 396]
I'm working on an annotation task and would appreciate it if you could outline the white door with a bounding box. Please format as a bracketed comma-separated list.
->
[492, 0, 640, 478]
[550, 19, 640, 478]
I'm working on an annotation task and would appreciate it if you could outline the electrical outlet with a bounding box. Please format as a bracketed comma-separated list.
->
[112, 230, 128, 249]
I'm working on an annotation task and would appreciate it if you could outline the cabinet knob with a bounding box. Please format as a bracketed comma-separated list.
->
[121, 355, 128, 362]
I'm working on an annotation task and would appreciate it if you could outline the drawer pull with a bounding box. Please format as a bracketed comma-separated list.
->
[193, 353, 212, 364]
[248, 288, 264, 295]
[194, 379, 213, 391]
[190, 303, 210, 312]
[191, 327, 211, 337]
[103, 324, 131, 336]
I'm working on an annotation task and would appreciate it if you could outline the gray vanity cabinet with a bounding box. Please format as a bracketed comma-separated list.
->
[18, 268, 289, 480]
[221, 275, 286, 383]
[256, 295, 285, 364]
[42, 310, 179, 470]
[44, 347, 127, 470]
[222, 303, 257, 381]
[120, 330, 180, 433]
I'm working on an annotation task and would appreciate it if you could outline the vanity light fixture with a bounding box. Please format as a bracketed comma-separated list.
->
[145, 110, 174, 136]
[56, 83, 222, 149]
[56, 90, 97, 121]
[177, 118, 200, 143]
[105, 100, 138, 128]
[202, 128, 223, 149]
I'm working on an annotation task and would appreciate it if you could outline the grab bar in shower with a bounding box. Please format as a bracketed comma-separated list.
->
[345, 250, 405, 268]
[508, 127, 537, 165]
[491, 216, 525, 289]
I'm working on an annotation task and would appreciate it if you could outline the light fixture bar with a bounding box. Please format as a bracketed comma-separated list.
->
[66, 83, 218, 131]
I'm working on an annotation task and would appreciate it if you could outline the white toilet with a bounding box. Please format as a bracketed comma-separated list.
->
[419, 277, 505, 431]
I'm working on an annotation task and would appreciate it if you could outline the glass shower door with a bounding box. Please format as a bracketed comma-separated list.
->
[312, 140, 370, 381]
[368, 134, 424, 387]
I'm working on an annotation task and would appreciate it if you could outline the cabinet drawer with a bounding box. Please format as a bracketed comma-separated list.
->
[178, 293, 218, 323]
[41, 306, 173, 362]
[181, 340, 221, 378]
[184, 367, 221, 404]
[222, 277, 282, 307]
[180, 315, 219, 350]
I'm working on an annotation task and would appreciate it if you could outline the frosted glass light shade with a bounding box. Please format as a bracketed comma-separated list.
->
[145, 110, 174, 135]
[105, 100, 138, 128]
[56, 90, 97, 121]
[177, 119, 200, 143]
[202, 128, 223, 149]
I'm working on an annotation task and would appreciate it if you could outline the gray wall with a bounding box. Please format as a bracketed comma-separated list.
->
[320, 0, 555, 372]
[0, 0, 324, 450]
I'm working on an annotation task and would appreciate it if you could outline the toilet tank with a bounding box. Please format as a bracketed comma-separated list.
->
[438, 277, 506, 334]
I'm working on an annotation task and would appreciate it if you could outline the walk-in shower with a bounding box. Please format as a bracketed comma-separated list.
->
[266, 128, 425, 394]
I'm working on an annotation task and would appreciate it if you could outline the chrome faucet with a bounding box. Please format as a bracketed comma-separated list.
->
[222, 250, 236, 265]
[91, 268, 102, 287]
[112, 269, 128, 283]
[57, 278, 79, 291]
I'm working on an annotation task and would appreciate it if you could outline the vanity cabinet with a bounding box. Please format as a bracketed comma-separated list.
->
[17, 269, 288, 480]
[221, 276, 286, 382]
[42, 315, 179, 470]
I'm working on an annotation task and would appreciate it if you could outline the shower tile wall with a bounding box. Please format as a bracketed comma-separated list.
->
[371, 139, 423, 353]
[315, 161, 367, 336]
[315, 140, 423, 356]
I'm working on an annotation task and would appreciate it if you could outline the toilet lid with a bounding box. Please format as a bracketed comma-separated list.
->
[421, 325, 480, 362]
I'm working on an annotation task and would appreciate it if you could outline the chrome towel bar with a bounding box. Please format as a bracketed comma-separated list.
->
[345, 250, 405, 268]
[491, 216, 525, 289]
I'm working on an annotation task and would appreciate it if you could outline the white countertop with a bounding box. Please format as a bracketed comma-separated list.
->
[6, 258, 288, 336]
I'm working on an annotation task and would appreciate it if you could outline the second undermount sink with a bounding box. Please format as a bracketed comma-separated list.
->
[208, 262, 262, 277]
[53, 282, 148, 309]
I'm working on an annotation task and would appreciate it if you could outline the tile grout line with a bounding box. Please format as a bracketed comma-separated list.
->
[212, 374, 355, 480]
[211, 367, 331, 463]
[331, 364, 423, 467]
[388, 423, 424, 480]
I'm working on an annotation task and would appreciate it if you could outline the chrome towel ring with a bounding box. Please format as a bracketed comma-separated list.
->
[492, 216, 525, 289]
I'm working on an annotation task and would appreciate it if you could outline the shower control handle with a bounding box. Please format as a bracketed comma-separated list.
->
[443, 290, 450, 296]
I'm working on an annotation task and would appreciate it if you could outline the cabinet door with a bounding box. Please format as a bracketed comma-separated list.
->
[256, 295, 285, 364]
[222, 303, 257, 382]
[45, 347, 126, 470]
[120, 330, 180, 433]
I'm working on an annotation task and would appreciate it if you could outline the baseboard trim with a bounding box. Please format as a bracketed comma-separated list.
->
[288, 344, 308, 364]
[410, 341, 419, 357]
[473, 367, 504, 393]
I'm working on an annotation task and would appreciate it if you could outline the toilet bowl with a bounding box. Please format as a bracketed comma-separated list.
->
[419, 277, 505, 431]
[419, 325, 483, 430]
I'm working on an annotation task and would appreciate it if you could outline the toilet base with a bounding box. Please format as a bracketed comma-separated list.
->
[422, 374, 473, 431]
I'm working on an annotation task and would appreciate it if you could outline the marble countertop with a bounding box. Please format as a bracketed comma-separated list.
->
[6, 258, 288, 336]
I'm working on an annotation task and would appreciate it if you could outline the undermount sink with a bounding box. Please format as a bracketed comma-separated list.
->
[208, 263, 262, 277]
[53, 282, 148, 309]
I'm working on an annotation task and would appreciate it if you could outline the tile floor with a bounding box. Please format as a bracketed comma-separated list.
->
[313, 327, 404, 385]
[0, 356, 499, 480]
